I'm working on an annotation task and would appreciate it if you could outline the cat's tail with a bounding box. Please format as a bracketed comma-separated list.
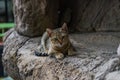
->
[35, 51, 48, 56]
[34, 45, 48, 56]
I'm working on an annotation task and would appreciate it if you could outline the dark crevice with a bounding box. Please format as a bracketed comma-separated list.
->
[3, 28, 15, 42]
[91, 0, 105, 29]
[14, 38, 30, 80]
[57, 0, 73, 27]
[75, 0, 93, 28]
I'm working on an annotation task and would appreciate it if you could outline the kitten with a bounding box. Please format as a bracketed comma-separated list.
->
[35, 23, 75, 59]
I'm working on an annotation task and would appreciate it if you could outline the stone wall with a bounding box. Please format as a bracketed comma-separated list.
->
[70, 0, 120, 32]
[2, 29, 120, 80]
[13, 0, 120, 37]
[2, 0, 120, 80]
[13, 0, 59, 37]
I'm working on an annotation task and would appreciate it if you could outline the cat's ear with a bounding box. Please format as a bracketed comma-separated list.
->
[61, 22, 68, 32]
[46, 28, 53, 37]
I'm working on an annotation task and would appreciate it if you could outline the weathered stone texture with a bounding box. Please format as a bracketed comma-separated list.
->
[2, 29, 120, 80]
[2, 0, 120, 80]
[13, 0, 59, 37]
[117, 44, 120, 56]
[13, 0, 120, 37]
[71, 0, 120, 32]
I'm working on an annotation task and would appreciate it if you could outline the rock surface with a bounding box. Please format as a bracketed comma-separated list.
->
[71, 0, 120, 32]
[12, 0, 120, 37]
[2, 28, 120, 80]
[13, 0, 59, 37]
[117, 44, 120, 56]
[105, 71, 120, 80]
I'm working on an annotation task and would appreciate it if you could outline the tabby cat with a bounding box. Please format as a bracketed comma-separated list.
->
[35, 23, 75, 59]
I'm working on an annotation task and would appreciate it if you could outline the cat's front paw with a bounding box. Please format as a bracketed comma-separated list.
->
[55, 53, 64, 59]
[45, 49, 48, 53]
[68, 49, 76, 56]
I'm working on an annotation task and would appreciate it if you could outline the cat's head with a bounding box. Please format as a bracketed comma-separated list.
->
[46, 23, 69, 48]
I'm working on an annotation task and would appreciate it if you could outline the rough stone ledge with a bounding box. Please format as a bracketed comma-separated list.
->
[2, 29, 120, 80]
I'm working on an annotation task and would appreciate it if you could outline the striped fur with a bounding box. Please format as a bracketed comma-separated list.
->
[35, 23, 75, 59]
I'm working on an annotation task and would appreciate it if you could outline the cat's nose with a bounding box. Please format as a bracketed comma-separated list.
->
[60, 42, 62, 45]
[59, 40, 62, 45]
[59, 41, 62, 45]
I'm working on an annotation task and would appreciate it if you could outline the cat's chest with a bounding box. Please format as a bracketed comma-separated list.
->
[48, 41, 69, 53]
